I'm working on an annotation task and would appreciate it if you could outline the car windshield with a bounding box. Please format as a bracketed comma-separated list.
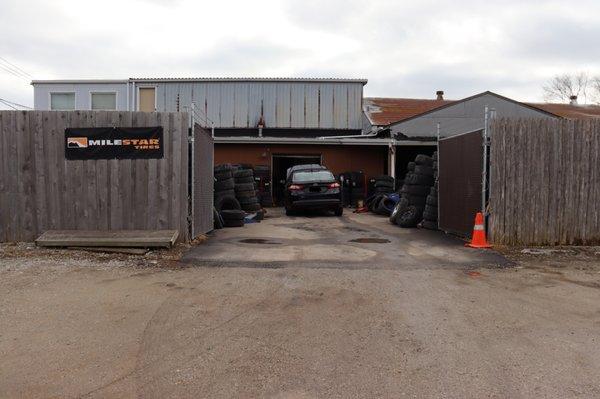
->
[292, 170, 335, 183]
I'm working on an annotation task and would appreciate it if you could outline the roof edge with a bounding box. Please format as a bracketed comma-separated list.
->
[31, 79, 129, 85]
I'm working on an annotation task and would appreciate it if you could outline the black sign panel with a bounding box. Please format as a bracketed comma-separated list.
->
[65, 127, 164, 160]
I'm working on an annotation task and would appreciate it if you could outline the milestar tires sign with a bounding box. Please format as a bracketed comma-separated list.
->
[65, 127, 164, 160]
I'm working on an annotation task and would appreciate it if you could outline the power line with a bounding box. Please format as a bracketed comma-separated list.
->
[0, 99, 18, 110]
[0, 97, 33, 109]
[0, 56, 32, 78]
[0, 63, 30, 82]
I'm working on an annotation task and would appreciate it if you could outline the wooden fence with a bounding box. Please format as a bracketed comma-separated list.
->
[0, 110, 189, 242]
[489, 118, 600, 245]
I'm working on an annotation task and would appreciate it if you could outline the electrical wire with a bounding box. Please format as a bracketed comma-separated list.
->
[0, 56, 32, 78]
[0, 97, 33, 109]
[0, 99, 18, 110]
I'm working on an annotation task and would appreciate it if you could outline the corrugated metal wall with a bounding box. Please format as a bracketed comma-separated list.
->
[154, 81, 364, 130]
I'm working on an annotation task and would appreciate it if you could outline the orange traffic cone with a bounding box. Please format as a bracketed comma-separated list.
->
[466, 212, 492, 248]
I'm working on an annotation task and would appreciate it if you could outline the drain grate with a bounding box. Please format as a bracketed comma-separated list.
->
[349, 238, 390, 244]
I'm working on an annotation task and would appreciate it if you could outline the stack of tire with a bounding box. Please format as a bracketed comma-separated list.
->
[391, 155, 435, 228]
[372, 175, 395, 195]
[420, 152, 439, 230]
[233, 168, 262, 214]
[253, 165, 274, 207]
[214, 164, 244, 228]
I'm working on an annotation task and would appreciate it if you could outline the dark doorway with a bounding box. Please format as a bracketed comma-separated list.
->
[394, 145, 437, 185]
[272, 154, 321, 205]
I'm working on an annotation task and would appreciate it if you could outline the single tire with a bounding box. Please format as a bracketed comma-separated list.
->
[220, 209, 245, 221]
[407, 185, 430, 196]
[397, 205, 424, 228]
[234, 182, 255, 192]
[214, 178, 234, 191]
[375, 197, 395, 216]
[406, 194, 427, 205]
[420, 220, 438, 230]
[415, 154, 433, 166]
[430, 187, 438, 196]
[239, 196, 259, 205]
[234, 176, 255, 184]
[214, 195, 241, 212]
[407, 162, 416, 171]
[233, 169, 253, 178]
[406, 173, 434, 186]
[389, 199, 408, 224]
[214, 189, 235, 199]
[236, 190, 256, 199]
[374, 180, 394, 188]
[242, 202, 262, 212]
[334, 206, 343, 216]
[423, 210, 438, 221]
[214, 164, 233, 173]
[426, 195, 438, 206]
[214, 170, 233, 181]
[223, 218, 244, 228]
[213, 208, 224, 229]
[414, 165, 434, 176]
[374, 175, 395, 183]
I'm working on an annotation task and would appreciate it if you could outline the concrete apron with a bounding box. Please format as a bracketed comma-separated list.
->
[182, 208, 510, 270]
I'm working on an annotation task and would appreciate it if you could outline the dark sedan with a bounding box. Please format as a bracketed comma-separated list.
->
[283, 165, 343, 216]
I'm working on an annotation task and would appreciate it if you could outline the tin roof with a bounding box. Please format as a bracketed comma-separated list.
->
[525, 102, 600, 119]
[129, 77, 368, 84]
[364, 97, 455, 126]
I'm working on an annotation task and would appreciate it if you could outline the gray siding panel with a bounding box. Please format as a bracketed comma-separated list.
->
[319, 85, 334, 129]
[33, 81, 365, 130]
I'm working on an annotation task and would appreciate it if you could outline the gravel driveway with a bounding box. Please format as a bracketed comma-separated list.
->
[1, 209, 600, 398]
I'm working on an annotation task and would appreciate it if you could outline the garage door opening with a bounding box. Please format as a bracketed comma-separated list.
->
[272, 154, 321, 205]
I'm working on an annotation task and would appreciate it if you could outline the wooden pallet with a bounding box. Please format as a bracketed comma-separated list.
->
[35, 230, 179, 248]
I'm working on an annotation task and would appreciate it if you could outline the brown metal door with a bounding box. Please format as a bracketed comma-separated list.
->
[438, 130, 483, 238]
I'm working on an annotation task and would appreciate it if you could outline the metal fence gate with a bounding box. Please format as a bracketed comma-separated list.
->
[191, 123, 214, 238]
[438, 129, 484, 238]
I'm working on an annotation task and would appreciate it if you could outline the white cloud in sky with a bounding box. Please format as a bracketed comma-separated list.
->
[1, 0, 600, 108]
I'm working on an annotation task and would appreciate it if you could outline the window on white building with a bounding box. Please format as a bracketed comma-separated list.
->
[50, 93, 75, 110]
[91, 92, 117, 110]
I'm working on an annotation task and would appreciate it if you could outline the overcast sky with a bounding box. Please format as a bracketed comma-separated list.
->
[1, 0, 599, 109]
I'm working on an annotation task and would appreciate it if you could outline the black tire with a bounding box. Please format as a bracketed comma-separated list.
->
[374, 175, 395, 183]
[432, 161, 438, 170]
[407, 185, 430, 196]
[234, 182, 255, 192]
[434, 171, 438, 180]
[236, 190, 256, 199]
[415, 154, 433, 166]
[397, 205, 424, 228]
[389, 199, 408, 224]
[214, 164, 233, 173]
[426, 195, 438, 206]
[430, 187, 437, 196]
[407, 162, 416, 171]
[406, 173, 434, 186]
[423, 210, 438, 221]
[420, 220, 438, 230]
[242, 202, 262, 212]
[432, 151, 438, 161]
[214, 170, 233, 181]
[220, 209, 245, 221]
[375, 197, 396, 216]
[234, 176, 255, 184]
[223, 218, 244, 228]
[434, 180, 439, 190]
[215, 189, 235, 199]
[213, 208, 224, 229]
[233, 169, 253, 178]
[334, 206, 343, 216]
[214, 178, 234, 191]
[406, 194, 427, 205]
[285, 208, 295, 216]
[374, 180, 394, 188]
[239, 196, 259, 205]
[414, 165, 434, 176]
[369, 195, 384, 212]
[214, 195, 241, 212]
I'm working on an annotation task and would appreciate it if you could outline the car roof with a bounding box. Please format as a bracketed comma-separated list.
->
[287, 164, 327, 177]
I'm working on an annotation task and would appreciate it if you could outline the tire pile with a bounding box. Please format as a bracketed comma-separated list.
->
[364, 175, 397, 216]
[390, 155, 435, 228]
[214, 164, 245, 228]
[233, 168, 262, 214]
[253, 165, 274, 207]
[419, 151, 439, 230]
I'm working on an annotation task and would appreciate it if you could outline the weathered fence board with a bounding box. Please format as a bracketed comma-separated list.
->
[489, 118, 600, 245]
[0, 110, 189, 242]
